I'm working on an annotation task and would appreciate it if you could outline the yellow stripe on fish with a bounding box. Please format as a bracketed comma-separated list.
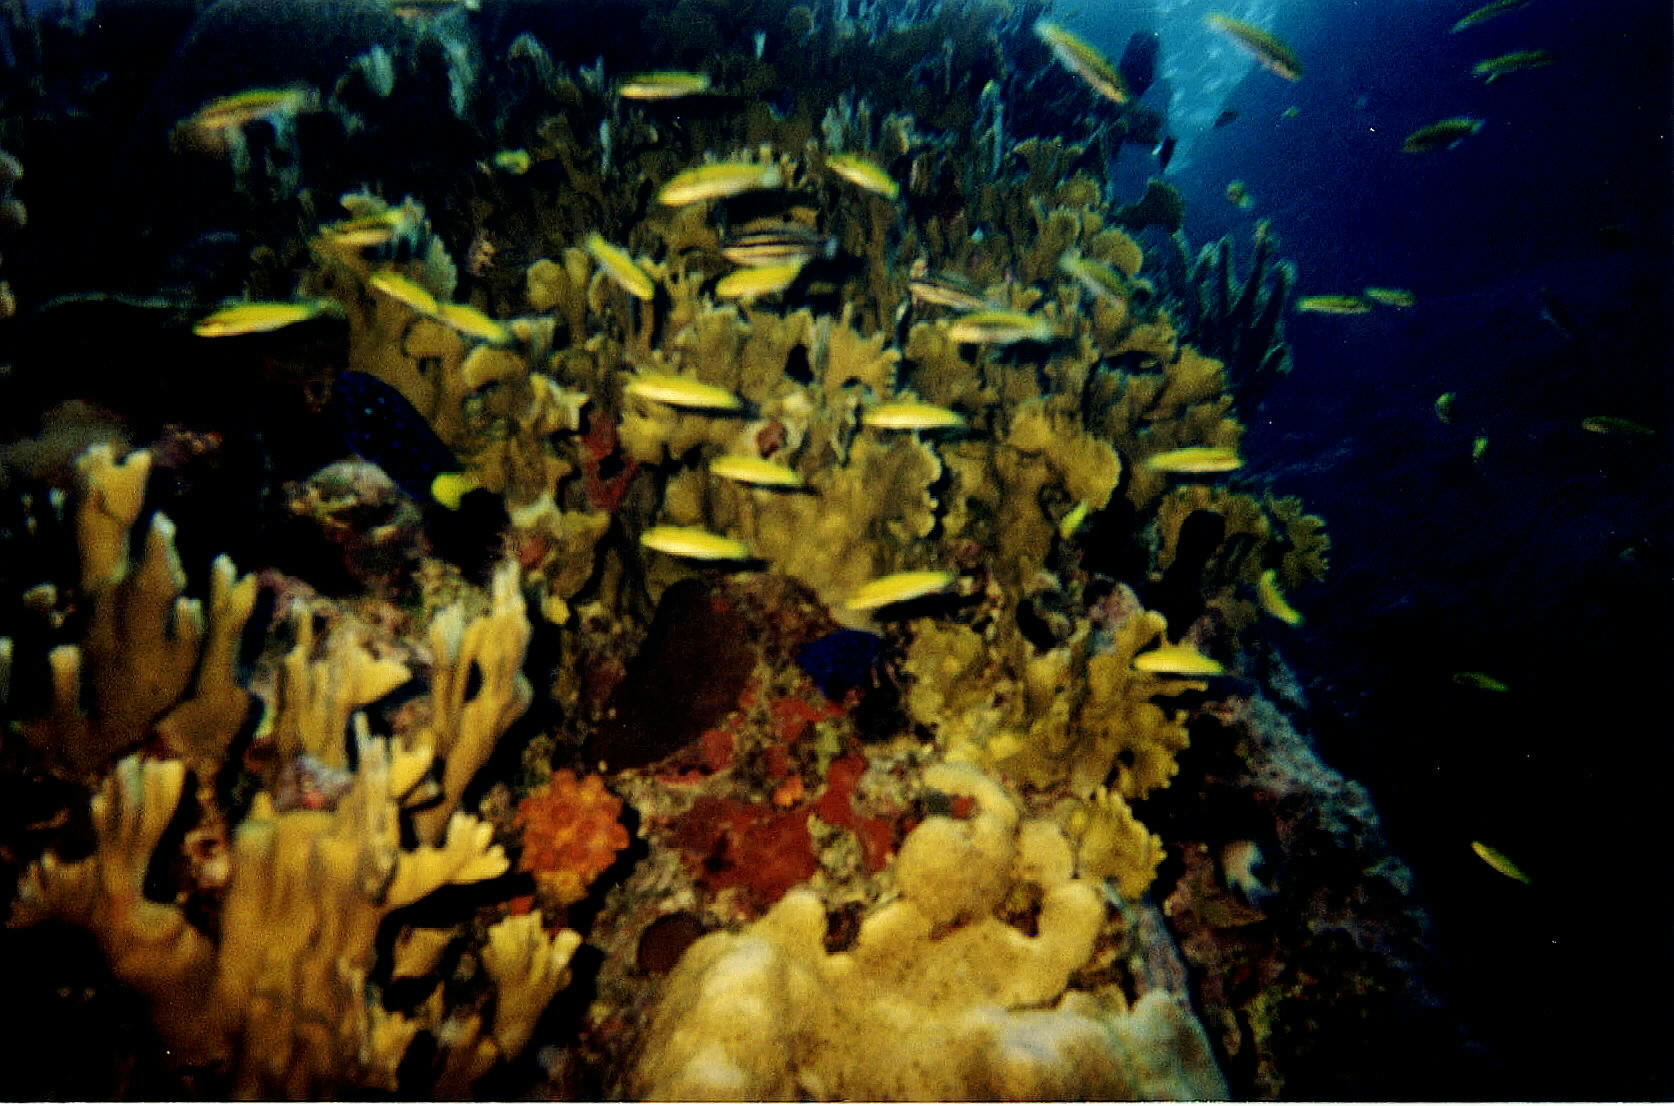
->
[715, 262, 803, 302]
[640, 526, 751, 560]
[861, 401, 967, 431]
[1257, 569, 1304, 626]
[1471, 840, 1531, 884]
[844, 570, 956, 611]
[945, 309, 1055, 344]
[619, 71, 711, 100]
[1133, 642, 1224, 676]
[585, 233, 656, 301]
[657, 161, 784, 206]
[369, 271, 440, 316]
[193, 301, 325, 337]
[1142, 446, 1243, 474]
[1034, 21, 1128, 103]
[436, 303, 512, 345]
[625, 373, 743, 412]
[825, 153, 899, 200]
[709, 454, 804, 487]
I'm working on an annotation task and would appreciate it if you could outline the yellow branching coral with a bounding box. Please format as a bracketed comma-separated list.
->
[629, 762, 1225, 1100]
[19, 445, 257, 778]
[12, 737, 574, 1098]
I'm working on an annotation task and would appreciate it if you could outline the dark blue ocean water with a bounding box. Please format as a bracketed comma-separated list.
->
[1083, 0, 1673, 1096]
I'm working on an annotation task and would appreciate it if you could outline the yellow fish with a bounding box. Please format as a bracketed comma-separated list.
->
[430, 471, 480, 510]
[1581, 415, 1655, 437]
[491, 148, 532, 174]
[907, 270, 994, 312]
[186, 87, 312, 131]
[1205, 13, 1303, 80]
[945, 309, 1055, 344]
[1133, 642, 1224, 676]
[640, 526, 751, 560]
[1472, 435, 1489, 463]
[1451, 0, 1530, 33]
[1059, 252, 1128, 302]
[1295, 294, 1371, 314]
[1435, 392, 1457, 424]
[1402, 117, 1484, 153]
[625, 373, 743, 412]
[318, 211, 404, 248]
[1453, 671, 1509, 692]
[709, 454, 804, 487]
[585, 233, 656, 301]
[1142, 446, 1243, 474]
[368, 271, 440, 316]
[437, 303, 511, 345]
[861, 401, 967, 431]
[1363, 286, 1416, 308]
[1034, 21, 1128, 103]
[619, 71, 712, 100]
[1058, 500, 1091, 540]
[1256, 569, 1304, 626]
[825, 153, 899, 200]
[1472, 49, 1555, 82]
[715, 262, 804, 302]
[844, 570, 956, 611]
[193, 301, 324, 337]
[657, 161, 783, 206]
[1471, 841, 1531, 884]
[1225, 179, 1253, 209]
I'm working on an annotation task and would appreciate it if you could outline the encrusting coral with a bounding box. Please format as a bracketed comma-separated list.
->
[628, 763, 1225, 1100]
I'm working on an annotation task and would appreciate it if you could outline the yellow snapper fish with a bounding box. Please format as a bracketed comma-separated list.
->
[1034, 21, 1128, 103]
[721, 224, 837, 268]
[489, 148, 532, 175]
[318, 210, 405, 248]
[1453, 670, 1510, 692]
[1143, 446, 1243, 474]
[1402, 117, 1484, 153]
[368, 271, 440, 316]
[1133, 642, 1225, 676]
[825, 153, 899, 200]
[1434, 391, 1457, 424]
[657, 161, 784, 206]
[861, 400, 967, 431]
[1471, 841, 1532, 884]
[945, 308, 1056, 344]
[436, 302, 511, 345]
[584, 233, 656, 301]
[193, 300, 327, 337]
[640, 526, 751, 560]
[844, 570, 957, 611]
[1472, 49, 1555, 82]
[619, 71, 712, 101]
[1296, 294, 1371, 314]
[1059, 251, 1129, 302]
[1451, 0, 1530, 33]
[1363, 286, 1416, 307]
[1058, 500, 1091, 540]
[1256, 568, 1304, 626]
[1580, 415, 1656, 437]
[625, 373, 743, 412]
[709, 454, 804, 487]
[1204, 13, 1303, 80]
[715, 262, 804, 302]
[185, 87, 313, 132]
[906, 268, 995, 312]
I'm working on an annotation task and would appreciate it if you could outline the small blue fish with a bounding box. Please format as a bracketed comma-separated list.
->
[329, 371, 478, 507]
[796, 628, 885, 700]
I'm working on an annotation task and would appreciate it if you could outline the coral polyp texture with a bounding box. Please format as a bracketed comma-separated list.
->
[0, 0, 1435, 1099]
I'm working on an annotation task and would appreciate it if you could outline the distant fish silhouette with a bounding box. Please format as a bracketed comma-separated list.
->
[1214, 108, 1240, 127]
[1154, 135, 1177, 171]
[1118, 31, 1161, 99]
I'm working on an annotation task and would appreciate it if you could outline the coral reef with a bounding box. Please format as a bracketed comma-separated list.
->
[0, 0, 1455, 1100]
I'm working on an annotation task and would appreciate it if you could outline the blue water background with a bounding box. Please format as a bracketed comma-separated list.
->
[1074, 0, 1673, 1095]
